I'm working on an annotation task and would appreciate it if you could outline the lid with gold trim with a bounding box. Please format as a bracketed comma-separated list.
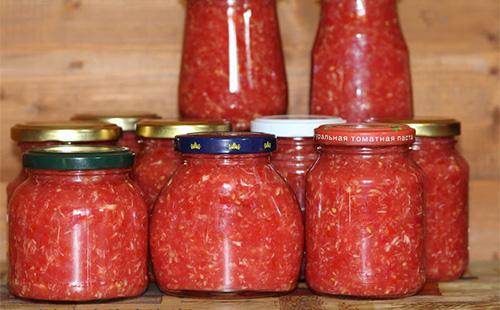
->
[176, 132, 276, 154]
[72, 112, 161, 131]
[136, 119, 231, 139]
[11, 121, 121, 142]
[390, 117, 461, 137]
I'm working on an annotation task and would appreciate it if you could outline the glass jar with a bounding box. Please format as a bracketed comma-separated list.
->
[306, 124, 425, 298]
[72, 112, 161, 153]
[150, 133, 303, 296]
[178, 0, 288, 131]
[310, 0, 413, 121]
[132, 120, 231, 209]
[7, 121, 121, 202]
[8, 146, 148, 301]
[398, 119, 469, 282]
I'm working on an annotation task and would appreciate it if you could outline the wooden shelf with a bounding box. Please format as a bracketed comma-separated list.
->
[1, 261, 498, 309]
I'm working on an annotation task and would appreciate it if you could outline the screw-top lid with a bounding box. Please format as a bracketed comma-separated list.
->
[136, 119, 232, 139]
[176, 132, 276, 154]
[389, 117, 461, 137]
[23, 145, 134, 170]
[315, 123, 416, 146]
[72, 112, 161, 131]
[11, 121, 121, 142]
[251, 114, 345, 138]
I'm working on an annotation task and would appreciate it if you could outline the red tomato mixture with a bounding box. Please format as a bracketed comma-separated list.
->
[179, 0, 288, 130]
[8, 147, 148, 301]
[310, 0, 412, 121]
[150, 133, 303, 296]
[117, 131, 142, 154]
[306, 124, 425, 298]
[412, 136, 469, 281]
[132, 138, 180, 209]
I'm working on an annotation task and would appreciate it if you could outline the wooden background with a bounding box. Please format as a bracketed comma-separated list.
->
[0, 0, 498, 264]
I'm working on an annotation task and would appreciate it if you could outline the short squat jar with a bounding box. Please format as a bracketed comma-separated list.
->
[7, 121, 121, 201]
[150, 133, 303, 297]
[72, 112, 161, 154]
[306, 124, 425, 298]
[132, 120, 231, 210]
[8, 146, 148, 301]
[399, 118, 469, 282]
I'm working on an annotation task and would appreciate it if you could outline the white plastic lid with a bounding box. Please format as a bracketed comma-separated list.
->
[251, 115, 345, 138]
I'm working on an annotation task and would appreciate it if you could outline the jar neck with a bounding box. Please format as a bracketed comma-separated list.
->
[28, 168, 131, 179]
[320, 0, 399, 25]
[413, 136, 457, 152]
[141, 138, 175, 148]
[188, 0, 275, 10]
[182, 153, 270, 166]
[319, 144, 411, 157]
[273, 137, 318, 161]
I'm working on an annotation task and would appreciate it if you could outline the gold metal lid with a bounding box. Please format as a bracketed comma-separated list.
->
[136, 119, 232, 138]
[71, 112, 161, 131]
[11, 121, 121, 142]
[392, 117, 461, 137]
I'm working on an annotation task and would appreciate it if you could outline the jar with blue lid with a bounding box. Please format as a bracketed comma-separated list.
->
[150, 132, 303, 297]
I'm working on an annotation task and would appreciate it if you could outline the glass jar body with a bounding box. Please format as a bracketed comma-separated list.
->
[310, 0, 412, 121]
[305, 145, 425, 297]
[131, 138, 181, 210]
[411, 137, 469, 281]
[8, 169, 148, 301]
[118, 131, 141, 154]
[150, 153, 303, 296]
[178, 0, 288, 130]
[6, 141, 115, 202]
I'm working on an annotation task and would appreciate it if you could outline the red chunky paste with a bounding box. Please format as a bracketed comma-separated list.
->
[117, 131, 142, 154]
[310, 0, 412, 121]
[179, 0, 288, 130]
[150, 133, 303, 296]
[9, 169, 148, 301]
[306, 124, 425, 297]
[412, 136, 469, 281]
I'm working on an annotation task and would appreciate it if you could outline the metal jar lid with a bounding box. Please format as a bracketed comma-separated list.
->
[136, 119, 232, 139]
[72, 112, 161, 131]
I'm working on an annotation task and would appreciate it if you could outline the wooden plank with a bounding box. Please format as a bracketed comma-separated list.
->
[0, 261, 498, 309]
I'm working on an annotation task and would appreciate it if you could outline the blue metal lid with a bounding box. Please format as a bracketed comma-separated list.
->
[176, 132, 276, 154]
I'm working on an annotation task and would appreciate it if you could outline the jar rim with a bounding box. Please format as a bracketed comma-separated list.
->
[251, 114, 345, 138]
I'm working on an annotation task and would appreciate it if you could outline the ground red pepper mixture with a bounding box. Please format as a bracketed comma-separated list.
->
[310, 0, 412, 121]
[400, 119, 469, 282]
[8, 146, 148, 301]
[179, 0, 288, 130]
[150, 133, 303, 296]
[306, 124, 425, 298]
[132, 120, 231, 210]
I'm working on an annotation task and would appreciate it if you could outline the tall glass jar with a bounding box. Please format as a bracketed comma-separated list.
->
[132, 120, 231, 210]
[398, 119, 469, 282]
[179, 0, 288, 131]
[8, 146, 148, 301]
[150, 133, 303, 296]
[306, 124, 425, 298]
[72, 112, 161, 154]
[310, 0, 413, 121]
[7, 121, 121, 202]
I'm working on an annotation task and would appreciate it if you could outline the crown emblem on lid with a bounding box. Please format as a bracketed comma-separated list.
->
[228, 142, 241, 150]
[263, 141, 272, 149]
[190, 142, 201, 150]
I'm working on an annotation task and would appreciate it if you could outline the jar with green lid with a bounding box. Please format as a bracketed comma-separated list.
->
[72, 112, 161, 153]
[8, 145, 148, 301]
[132, 119, 231, 209]
[7, 121, 121, 201]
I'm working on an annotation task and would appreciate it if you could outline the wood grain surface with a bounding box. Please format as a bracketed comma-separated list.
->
[0, 0, 499, 263]
[0, 261, 499, 309]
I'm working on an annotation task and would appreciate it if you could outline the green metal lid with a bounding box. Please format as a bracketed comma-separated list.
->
[23, 145, 134, 170]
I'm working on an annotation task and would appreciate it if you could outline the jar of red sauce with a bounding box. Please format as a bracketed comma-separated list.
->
[132, 120, 231, 209]
[178, 0, 288, 131]
[396, 118, 469, 282]
[72, 112, 161, 153]
[150, 132, 303, 296]
[8, 146, 148, 301]
[310, 0, 413, 121]
[306, 124, 425, 298]
[7, 121, 121, 202]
